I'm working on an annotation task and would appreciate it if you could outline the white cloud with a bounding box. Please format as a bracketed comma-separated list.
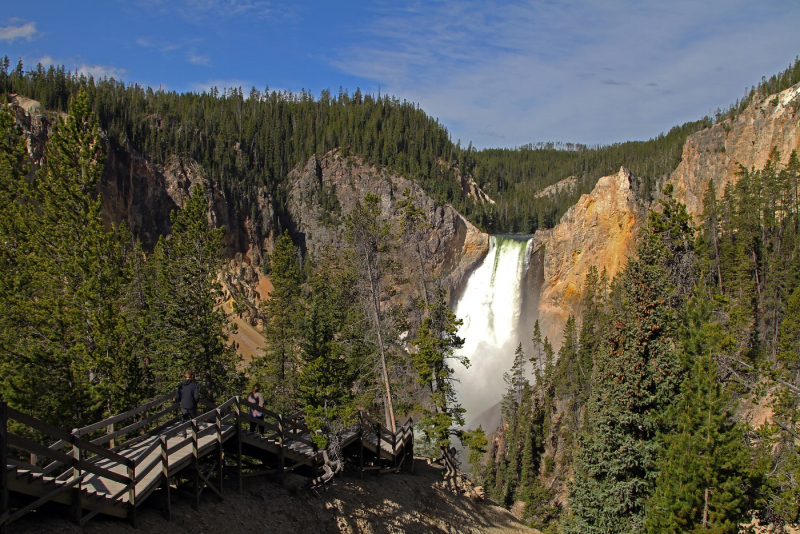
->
[35, 55, 57, 68]
[136, 36, 211, 66]
[0, 21, 38, 43]
[137, 0, 287, 23]
[333, 0, 800, 148]
[135, 37, 182, 53]
[187, 51, 211, 66]
[76, 63, 127, 80]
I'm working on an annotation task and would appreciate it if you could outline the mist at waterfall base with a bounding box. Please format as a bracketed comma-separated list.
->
[452, 235, 535, 431]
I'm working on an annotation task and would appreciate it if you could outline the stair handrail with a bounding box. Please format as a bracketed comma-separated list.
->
[71, 392, 181, 458]
[1, 392, 416, 530]
[6, 407, 134, 474]
[2, 404, 135, 527]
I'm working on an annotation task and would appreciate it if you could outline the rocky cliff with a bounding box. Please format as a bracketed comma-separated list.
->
[529, 83, 800, 345]
[8, 95, 489, 358]
[530, 167, 646, 345]
[668, 84, 800, 218]
[288, 152, 488, 299]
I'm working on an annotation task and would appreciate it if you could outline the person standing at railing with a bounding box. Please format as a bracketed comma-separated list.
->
[176, 370, 200, 437]
[247, 384, 265, 434]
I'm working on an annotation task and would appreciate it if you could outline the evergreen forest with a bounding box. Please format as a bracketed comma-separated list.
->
[0, 56, 763, 234]
[0, 91, 472, 480]
[478, 156, 800, 532]
[2, 54, 800, 533]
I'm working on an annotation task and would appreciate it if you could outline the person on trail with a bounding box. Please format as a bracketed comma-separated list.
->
[247, 383, 265, 434]
[177, 370, 200, 436]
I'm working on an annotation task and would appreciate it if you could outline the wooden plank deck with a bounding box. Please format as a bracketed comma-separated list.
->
[83, 422, 236, 503]
[1, 397, 414, 529]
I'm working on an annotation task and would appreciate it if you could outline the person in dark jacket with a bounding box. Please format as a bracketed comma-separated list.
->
[177, 370, 200, 437]
[247, 383, 265, 434]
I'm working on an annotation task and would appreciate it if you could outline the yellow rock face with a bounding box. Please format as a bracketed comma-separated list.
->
[532, 167, 644, 346]
[530, 83, 800, 347]
[669, 84, 800, 219]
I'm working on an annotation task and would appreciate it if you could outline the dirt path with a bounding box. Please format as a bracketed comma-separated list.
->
[12, 461, 538, 533]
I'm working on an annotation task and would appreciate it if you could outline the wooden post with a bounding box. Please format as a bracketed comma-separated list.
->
[160, 435, 171, 521]
[127, 465, 137, 528]
[392, 432, 397, 473]
[277, 415, 285, 485]
[108, 423, 115, 449]
[192, 419, 199, 510]
[71, 429, 82, 522]
[1, 402, 8, 534]
[215, 408, 223, 497]
[375, 423, 381, 478]
[234, 397, 242, 492]
[410, 424, 415, 474]
[358, 412, 364, 479]
[312, 436, 319, 483]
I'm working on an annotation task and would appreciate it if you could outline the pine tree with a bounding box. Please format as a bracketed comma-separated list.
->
[411, 287, 467, 448]
[397, 187, 431, 307]
[531, 320, 544, 383]
[0, 91, 136, 426]
[646, 354, 751, 533]
[149, 185, 242, 402]
[542, 336, 555, 382]
[567, 221, 683, 534]
[484, 444, 498, 495]
[502, 343, 529, 419]
[520, 424, 536, 491]
[578, 266, 604, 401]
[346, 193, 398, 431]
[0, 105, 32, 411]
[297, 258, 369, 446]
[117, 231, 157, 406]
[554, 316, 582, 402]
[778, 285, 800, 405]
[461, 426, 488, 483]
[699, 177, 724, 291]
[256, 230, 303, 411]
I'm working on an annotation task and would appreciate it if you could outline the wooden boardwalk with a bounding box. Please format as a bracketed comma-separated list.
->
[0, 394, 413, 530]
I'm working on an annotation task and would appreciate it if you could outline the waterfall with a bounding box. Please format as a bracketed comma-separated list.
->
[453, 235, 533, 427]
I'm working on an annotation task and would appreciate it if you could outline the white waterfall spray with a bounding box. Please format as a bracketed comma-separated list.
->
[453, 235, 533, 426]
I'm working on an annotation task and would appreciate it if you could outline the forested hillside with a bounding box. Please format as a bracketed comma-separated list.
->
[0, 90, 478, 476]
[4, 53, 800, 534]
[479, 153, 800, 532]
[1, 56, 769, 235]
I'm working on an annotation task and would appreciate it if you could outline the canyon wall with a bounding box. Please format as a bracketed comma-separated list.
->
[9, 95, 489, 357]
[288, 152, 488, 299]
[531, 83, 800, 345]
[13, 80, 800, 359]
[668, 84, 800, 218]
[531, 167, 646, 345]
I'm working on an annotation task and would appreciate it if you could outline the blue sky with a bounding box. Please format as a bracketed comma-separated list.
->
[2, 1, 800, 149]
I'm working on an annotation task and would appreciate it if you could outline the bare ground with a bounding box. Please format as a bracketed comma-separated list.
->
[11, 460, 537, 534]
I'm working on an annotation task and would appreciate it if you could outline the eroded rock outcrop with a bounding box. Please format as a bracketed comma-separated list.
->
[531, 167, 645, 345]
[288, 152, 489, 299]
[534, 175, 578, 199]
[668, 84, 800, 218]
[531, 84, 800, 345]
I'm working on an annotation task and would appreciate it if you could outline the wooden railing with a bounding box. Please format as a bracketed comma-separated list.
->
[74, 393, 181, 454]
[3, 404, 137, 527]
[1, 394, 414, 531]
[356, 412, 414, 474]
